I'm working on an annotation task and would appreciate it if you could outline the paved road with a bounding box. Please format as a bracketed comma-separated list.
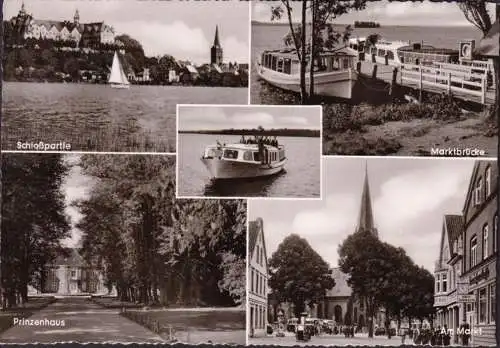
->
[250, 333, 407, 346]
[0, 297, 165, 343]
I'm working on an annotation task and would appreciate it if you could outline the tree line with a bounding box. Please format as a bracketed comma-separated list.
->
[179, 128, 320, 138]
[1, 154, 246, 309]
[268, 230, 434, 338]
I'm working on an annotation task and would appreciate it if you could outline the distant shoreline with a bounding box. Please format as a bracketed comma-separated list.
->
[179, 129, 320, 137]
[251, 21, 475, 28]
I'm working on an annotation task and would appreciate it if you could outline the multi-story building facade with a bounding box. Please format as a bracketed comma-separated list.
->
[434, 214, 465, 344]
[248, 218, 269, 336]
[10, 4, 115, 45]
[42, 248, 108, 295]
[461, 160, 497, 346]
[435, 160, 497, 346]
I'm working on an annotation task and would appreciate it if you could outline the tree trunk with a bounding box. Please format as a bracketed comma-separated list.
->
[308, 0, 316, 100]
[300, 0, 308, 104]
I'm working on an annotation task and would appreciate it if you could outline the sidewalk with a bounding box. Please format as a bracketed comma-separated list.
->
[0, 298, 165, 343]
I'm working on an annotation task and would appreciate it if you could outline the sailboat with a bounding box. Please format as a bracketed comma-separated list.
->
[108, 51, 130, 89]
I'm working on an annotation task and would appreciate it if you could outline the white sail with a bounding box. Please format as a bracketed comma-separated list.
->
[108, 51, 130, 86]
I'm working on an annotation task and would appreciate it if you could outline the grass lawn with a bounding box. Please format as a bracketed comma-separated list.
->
[0, 297, 55, 334]
[122, 308, 245, 344]
[90, 296, 143, 309]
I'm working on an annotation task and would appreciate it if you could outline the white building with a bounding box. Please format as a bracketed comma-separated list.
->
[248, 218, 269, 336]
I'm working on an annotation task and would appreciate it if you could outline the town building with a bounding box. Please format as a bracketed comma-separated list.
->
[248, 218, 269, 336]
[268, 167, 385, 332]
[10, 3, 115, 45]
[434, 160, 497, 346]
[434, 214, 465, 344]
[461, 161, 497, 346]
[210, 25, 223, 66]
[41, 248, 108, 295]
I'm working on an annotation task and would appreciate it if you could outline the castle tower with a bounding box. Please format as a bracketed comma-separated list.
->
[74, 9, 80, 25]
[210, 25, 223, 65]
[355, 163, 378, 237]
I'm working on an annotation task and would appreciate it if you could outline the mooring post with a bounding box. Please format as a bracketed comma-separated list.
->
[389, 67, 398, 97]
[356, 61, 361, 73]
[447, 72, 452, 96]
[372, 64, 378, 80]
[481, 76, 487, 104]
[419, 67, 423, 102]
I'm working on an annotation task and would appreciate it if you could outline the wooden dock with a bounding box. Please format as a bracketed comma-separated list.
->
[356, 60, 495, 106]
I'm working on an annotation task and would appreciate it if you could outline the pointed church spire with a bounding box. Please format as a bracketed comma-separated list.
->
[356, 162, 377, 236]
[213, 25, 221, 47]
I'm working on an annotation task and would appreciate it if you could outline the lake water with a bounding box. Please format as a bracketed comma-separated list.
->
[251, 23, 482, 104]
[1, 82, 248, 152]
[178, 133, 321, 198]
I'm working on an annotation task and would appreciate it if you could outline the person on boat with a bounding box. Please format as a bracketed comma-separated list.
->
[240, 135, 246, 144]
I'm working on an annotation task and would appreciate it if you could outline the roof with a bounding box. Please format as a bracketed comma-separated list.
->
[444, 215, 463, 252]
[356, 166, 375, 233]
[325, 268, 352, 297]
[186, 65, 198, 74]
[475, 19, 499, 57]
[248, 219, 260, 256]
[213, 25, 221, 47]
[53, 248, 85, 267]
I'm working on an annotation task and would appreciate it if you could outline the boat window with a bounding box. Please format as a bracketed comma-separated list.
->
[271, 56, 277, 71]
[377, 49, 385, 57]
[223, 149, 239, 159]
[283, 58, 292, 74]
[343, 59, 349, 69]
[243, 151, 253, 161]
[277, 58, 284, 72]
[387, 51, 395, 60]
[253, 152, 261, 162]
[279, 150, 285, 161]
[371, 47, 377, 55]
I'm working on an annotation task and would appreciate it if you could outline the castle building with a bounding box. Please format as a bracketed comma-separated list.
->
[42, 248, 108, 295]
[10, 3, 115, 45]
[248, 218, 269, 336]
[210, 25, 223, 65]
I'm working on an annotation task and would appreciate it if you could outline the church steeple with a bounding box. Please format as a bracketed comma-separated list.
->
[213, 25, 221, 47]
[20, 2, 26, 16]
[356, 163, 378, 237]
[74, 9, 80, 25]
[211, 25, 223, 65]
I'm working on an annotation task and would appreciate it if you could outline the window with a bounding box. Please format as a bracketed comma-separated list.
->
[271, 56, 277, 71]
[71, 270, 76, 277]
[260, 248, 264, 266]
[475, 178, 483, 205]
[277, 58, 284, 72]
[223, 149, 238, 159]
[490, 284, 496, 323]
[442, 273, 448, 293]
[494, 214, 498, 253]
[243, 151, 253, 161]
[436, 274, 441, 293]
[251, 268, 254, 293]
[387, 51, 395, 60]
[256, 272, 259, 295]
[377, 49, 385, 57]
[283, 58, 291, 74]
[485, 166, 491, 197]
[479, 288, 487, 323]
[471, 236, 478, 268]
[253, 152, 261, 162]
[483, 224, 489, 259]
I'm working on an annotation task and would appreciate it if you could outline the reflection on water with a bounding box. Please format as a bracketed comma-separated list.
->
[203, 170, 286, 197]
[2, 82, 248, 152]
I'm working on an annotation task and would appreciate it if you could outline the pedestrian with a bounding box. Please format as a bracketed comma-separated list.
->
[401, 330, 406, 345]
[443, 325, 451, 346]
[461, 321, 470, 346]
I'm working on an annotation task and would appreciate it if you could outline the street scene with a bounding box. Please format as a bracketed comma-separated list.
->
[248, 158, 497, 346]
[1, 153, 246, 344]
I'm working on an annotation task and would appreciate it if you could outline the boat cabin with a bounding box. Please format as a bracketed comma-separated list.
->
[260, 48, 357, 74]
[203, 143, 285, 164]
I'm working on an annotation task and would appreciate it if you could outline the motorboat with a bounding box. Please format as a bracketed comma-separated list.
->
[256, 47, 359, 100]
[201, 136, 286, 180]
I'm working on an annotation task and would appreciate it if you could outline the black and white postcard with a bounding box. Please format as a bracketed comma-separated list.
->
[176, 104, 322, 199]
[2, 0, 249, 152]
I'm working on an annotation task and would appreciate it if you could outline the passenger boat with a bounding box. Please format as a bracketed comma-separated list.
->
[108, 51, 130, 89]
[256, 47, 359, 100]
[201, 136, 286, 180]
[349, 38, 459, 66]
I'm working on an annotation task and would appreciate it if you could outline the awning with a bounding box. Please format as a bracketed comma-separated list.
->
[474, 19, 499, 57]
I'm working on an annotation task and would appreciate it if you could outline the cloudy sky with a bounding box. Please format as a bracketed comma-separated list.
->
[252, 0, 496, 27]
[60, 154, 95, 248]
[248, 158, 489, 273]
[178, 105, 322, 131]
[4, 0, 249, 64]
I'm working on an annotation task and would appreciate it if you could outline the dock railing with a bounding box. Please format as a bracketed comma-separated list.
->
[400, 63, 490, 104]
